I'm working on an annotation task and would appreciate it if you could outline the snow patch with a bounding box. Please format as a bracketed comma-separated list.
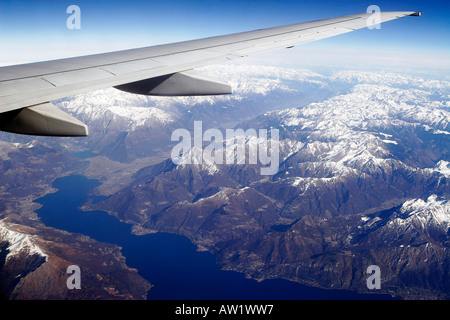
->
[395, 195, 450, 231]
[0, 220, 48, 262]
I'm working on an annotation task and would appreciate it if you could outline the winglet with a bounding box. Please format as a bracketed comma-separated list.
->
[410, 11, 422, 16]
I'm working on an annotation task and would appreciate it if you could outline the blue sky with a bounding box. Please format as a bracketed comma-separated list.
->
[0, 0, 449, 77]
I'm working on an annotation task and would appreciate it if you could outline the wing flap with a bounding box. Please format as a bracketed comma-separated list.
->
[42, 68, 115, 87]
[232, 27, 355, 55]
[0, 77, 55, 96]
[151, 50, 226, 66]
[101, 58, 164, 76]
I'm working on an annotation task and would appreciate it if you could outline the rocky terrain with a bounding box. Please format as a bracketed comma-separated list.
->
[1, 64, 449, 299]
[89, 67, 450, 299]
[0, 140, 151, 299]
[0, 219, 151, 299]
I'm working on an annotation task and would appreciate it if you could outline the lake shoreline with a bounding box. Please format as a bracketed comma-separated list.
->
[35, 174, 397, 300]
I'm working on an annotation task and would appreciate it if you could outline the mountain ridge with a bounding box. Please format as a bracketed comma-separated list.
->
[1, 64, 449, 299]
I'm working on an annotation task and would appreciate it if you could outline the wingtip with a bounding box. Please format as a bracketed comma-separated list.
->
[410, 11, 422, 16]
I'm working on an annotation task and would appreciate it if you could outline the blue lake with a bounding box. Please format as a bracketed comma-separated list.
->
[35, 174, 395, 300]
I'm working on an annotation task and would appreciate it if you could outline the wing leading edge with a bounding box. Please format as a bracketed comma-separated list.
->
[0, 11, 420, 136]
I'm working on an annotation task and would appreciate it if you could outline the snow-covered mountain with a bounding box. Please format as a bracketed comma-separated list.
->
[1, 64, 449, 299]
[0, 219, 151, 299]
[0, 220, 48, 263]
[56, 65, 449, 133]
[49, 64, 334, 162]
[58, 88, 178, 130]
[54, 64, 449, 167]
[277, 84, 449, 132]
[56, 65, 329, 131]
[87, 65, 449, 299]
[330, 70, 450, 92]
[391, 195, 450, 234]
[255, 75, 449, 180]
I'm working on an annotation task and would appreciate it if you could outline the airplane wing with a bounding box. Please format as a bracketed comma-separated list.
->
[0, 11, 421, 137]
